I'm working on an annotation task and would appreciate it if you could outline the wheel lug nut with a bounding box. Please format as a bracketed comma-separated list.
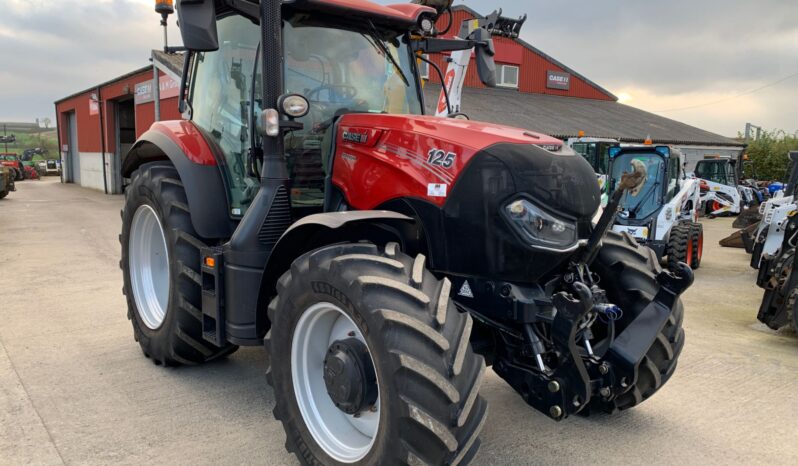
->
[600, 387, 611, 398]
[547, 380, 560, 393]
[549, 405, 563, 419]
[598, 363, 609, 374]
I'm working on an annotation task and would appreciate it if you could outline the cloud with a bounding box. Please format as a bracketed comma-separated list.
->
[1, 0, 796, 137]
[0, 0, 181, 121]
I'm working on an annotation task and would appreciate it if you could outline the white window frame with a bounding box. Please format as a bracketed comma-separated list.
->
[497, 64, 519, 88]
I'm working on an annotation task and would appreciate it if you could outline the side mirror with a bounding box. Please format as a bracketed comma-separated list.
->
[471, 28, 497, 87]
[176, 0, 219, 51]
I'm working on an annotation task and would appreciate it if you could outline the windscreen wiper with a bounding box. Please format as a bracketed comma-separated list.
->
[365, 22, 409, 87]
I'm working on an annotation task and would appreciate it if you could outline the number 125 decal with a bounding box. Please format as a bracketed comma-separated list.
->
[427, 149, 456, 169]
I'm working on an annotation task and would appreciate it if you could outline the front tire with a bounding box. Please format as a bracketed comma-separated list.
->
[266, 243, 488, 465]
[667, 222, 693, 270]
[120, 162, 237, 366]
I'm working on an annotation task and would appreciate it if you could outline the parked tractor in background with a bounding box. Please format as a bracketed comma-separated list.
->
[566, 136, 619, 206]
[696, 156, 755, 217]
[118, 1, 691, 463]
[607, 145, 703, 270]
[0, 153, 24, 181]
[0, 165, 15, 199]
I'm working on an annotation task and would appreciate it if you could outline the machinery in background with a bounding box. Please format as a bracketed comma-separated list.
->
[0, 153, 24, 181]
[566, 135, 619, 205]
[607, 145, 703, 270]
[695, 156, 755, 217]
[0, 165, 15, 199]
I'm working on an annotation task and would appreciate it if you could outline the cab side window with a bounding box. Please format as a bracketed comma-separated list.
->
[666, 156, 680, 200]
[190, 14, 260, 216]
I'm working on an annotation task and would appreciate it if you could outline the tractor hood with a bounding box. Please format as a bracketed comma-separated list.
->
[331, 113, 600, 282]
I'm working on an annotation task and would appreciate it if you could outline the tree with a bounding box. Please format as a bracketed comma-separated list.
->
[42, 117, 51, 129]
[744, 130, 798, 181]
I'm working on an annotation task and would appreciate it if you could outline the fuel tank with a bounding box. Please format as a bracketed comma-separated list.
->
[331, 114, 601, 282]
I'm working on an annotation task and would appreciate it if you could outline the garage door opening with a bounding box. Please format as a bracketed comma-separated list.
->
[64, 111, 79, 184]
[114, 99, 136, 194]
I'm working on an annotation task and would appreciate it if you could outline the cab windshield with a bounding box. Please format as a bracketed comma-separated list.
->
[696, 160, 734, 186]
[278, 17, 423, 207]
[612, 153, 665, 220]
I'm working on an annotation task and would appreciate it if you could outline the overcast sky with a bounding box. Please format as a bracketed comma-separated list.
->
[1, 0, 796, 137]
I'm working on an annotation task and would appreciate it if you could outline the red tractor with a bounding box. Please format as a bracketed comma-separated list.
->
[120, 1, 691, 464]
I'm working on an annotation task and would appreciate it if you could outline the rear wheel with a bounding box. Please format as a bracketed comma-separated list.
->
[591, 231, 685, 412]
[689, 222, 703, 269]
[667, 222, 692, 270]
[13, 168, 23, 181]
[120, 162, 237, 366]
[266, 243, 488, 465]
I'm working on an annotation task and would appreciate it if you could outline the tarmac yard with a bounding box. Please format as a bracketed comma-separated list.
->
[1, 178, 797, 465]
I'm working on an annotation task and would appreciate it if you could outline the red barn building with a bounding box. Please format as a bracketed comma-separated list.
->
[54, 51, 182, 193]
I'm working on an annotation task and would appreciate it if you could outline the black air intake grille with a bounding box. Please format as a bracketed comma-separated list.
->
[258, 186, 292, 246]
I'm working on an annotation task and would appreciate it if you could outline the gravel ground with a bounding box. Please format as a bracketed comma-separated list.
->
[1, 178, 796, 465]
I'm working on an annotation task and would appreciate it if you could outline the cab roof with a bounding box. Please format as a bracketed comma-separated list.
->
[235, 0, 435, 27]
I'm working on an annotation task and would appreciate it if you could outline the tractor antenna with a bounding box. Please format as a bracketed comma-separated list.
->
[154, 0, 175, 52]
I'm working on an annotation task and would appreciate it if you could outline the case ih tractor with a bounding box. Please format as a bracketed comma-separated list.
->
[120, 1, 691, 464]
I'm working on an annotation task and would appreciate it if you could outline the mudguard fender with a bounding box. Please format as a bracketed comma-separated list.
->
[243, 211, 417, 341]
[122, 122, 236, 239]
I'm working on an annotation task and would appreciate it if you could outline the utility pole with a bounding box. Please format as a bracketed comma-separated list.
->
[3, 124, 7, 153]
[745, 122, 763, 142]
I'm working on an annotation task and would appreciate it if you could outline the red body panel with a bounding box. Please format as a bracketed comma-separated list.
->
[332, 114, 563, 208]
[150, 121, 217, 166]
[300, 0, 434, 25]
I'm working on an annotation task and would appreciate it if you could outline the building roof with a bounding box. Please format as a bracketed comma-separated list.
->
[452, 5, 618, 101]
[54, 65, 153, 105]
[152, 50, 185, 81]
[424, 85, 742, 147]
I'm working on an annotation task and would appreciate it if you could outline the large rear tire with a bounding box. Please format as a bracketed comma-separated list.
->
[266, 242, 488, 465]
[120, 162, 237, 366]
[591, 231, 685, 412]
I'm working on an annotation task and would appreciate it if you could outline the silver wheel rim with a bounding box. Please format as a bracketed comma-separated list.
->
[129, 204, 170, 330]
[291, 302, 380, 463]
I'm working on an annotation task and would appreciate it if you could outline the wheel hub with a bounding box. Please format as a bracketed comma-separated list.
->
[323, 338, 378, 415]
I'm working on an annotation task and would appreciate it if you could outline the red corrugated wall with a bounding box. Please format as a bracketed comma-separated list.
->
[425, 8, 614, 101]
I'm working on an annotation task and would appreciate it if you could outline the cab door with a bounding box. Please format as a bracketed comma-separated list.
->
[189, 13, 261, 217]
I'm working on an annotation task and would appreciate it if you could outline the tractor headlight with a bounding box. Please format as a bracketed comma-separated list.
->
[503, 199, 578, 251]
[278, 94, 310, 118]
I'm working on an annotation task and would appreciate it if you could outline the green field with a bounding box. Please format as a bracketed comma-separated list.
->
[0, 125, 58, 159]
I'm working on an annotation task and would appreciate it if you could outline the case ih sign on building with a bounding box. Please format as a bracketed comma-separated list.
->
[547, 70, 571, 90]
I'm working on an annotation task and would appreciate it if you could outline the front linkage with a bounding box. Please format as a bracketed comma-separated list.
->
[463, 162, 694, 420]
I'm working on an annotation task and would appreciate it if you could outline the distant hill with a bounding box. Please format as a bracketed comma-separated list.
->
[0, 122, 56, 134]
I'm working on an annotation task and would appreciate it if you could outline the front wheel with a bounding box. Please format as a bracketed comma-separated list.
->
[120, 162, 237, 365]
[266, 243, 488, 465]
[667, 222, 693, 270]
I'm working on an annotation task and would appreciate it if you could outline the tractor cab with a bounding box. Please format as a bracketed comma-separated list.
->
[566, 137, 617, 175]
[607, 145, 702, 267]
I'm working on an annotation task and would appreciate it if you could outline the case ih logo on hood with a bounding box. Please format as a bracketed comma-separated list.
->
[343, 131, 369, 144]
